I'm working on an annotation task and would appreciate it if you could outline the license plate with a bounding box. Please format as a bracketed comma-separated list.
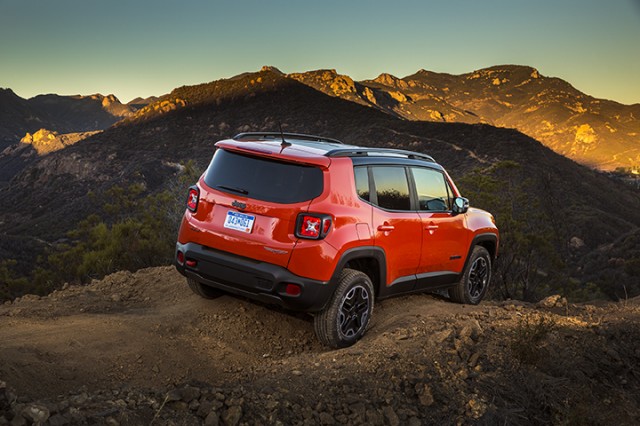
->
[223, 211, 255, 233]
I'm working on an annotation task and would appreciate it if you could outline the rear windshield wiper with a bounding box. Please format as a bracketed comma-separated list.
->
[216, 184, 249, 195]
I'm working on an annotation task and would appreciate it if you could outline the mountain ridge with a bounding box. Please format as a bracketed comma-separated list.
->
[2, 64, 638, 171]
[290, 65, 640, 170]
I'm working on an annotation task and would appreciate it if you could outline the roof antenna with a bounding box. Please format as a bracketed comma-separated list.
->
[279, 122, 291, 148]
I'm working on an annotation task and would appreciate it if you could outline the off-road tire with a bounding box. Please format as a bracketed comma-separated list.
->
[314, 268, 374, 349]
[449, 245, 491, 304]
[187, 278, 224, 299]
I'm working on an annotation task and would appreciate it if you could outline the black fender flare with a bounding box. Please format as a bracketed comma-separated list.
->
[329, 246, 387, 297]
[462, 233, 499, 272]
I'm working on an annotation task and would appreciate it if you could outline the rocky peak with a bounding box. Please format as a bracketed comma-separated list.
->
[127, 96, 160, 108]
[128, 97, 187, 121]
[260, 65, 284, 75]
[100, 94, 118, 107]
[467, 65, 543, 85]
[373, 73, 408, 89]
[21, 128, 58, 146]
[82, 93, 118, 103]
[19, 128, 65, 156]
[288, 69, 357, 97]
[18, 128, 99, 155]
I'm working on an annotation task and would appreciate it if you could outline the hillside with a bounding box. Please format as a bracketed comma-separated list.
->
[290, 66, 640, 170]
[0, 129, 101, 185]
[1, 266, 639, 425]
[0, 67, 639, 302]
[0, 89, 135, 151]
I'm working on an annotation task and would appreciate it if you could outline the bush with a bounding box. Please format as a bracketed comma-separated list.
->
[457, 161, 564, 301]
[28, 161, 202, 293]
[0, 260, 30, 300]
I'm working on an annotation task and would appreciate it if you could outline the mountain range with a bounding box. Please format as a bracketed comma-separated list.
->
[2, 66, 638, 173]
[289, 65, 640, 171]
[0, 65, 639, 301]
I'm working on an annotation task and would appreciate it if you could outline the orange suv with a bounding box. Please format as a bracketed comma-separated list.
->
[175, 133, 499, 348]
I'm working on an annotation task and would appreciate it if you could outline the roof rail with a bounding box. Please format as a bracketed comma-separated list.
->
[233, 132, 343, 145]
[325, 148, 436, 162]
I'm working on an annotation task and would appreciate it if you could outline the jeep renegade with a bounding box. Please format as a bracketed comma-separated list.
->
[175, 133, 499, 348]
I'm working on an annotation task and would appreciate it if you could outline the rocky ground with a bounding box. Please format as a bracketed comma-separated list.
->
[1, 266, 639, 425]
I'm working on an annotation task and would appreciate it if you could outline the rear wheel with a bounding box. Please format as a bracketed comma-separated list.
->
[449, 246, 491, 304]
[314, 269, 374, 349]
[187, 278, 224, 299]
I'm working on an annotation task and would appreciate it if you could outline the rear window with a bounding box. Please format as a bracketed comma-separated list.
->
[204, 149, 323, 203]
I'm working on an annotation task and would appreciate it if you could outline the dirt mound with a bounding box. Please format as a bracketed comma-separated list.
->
[1, 267, 639, 425]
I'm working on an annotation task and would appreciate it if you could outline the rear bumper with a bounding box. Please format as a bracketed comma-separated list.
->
[175, 242, 333, 312]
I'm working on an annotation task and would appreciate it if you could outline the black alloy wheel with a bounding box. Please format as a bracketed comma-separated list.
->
[468, 256, 489, 301]
[449, 245, 492, 305]
[314, 269, 375, 348]
[338, 284, 371, 339]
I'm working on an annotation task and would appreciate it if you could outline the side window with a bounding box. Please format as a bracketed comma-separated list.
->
[353, 167, 370, 201]
[371, 166, 411, 211]
[412, 167, 452, 211]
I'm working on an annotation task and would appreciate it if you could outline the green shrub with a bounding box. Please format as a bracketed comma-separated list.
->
[30, 161, 201, 291]
[0, 259, 30, 300]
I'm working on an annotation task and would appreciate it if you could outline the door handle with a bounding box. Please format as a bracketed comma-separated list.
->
[425, 225, 439, 230]
[377, 224, 395, 232]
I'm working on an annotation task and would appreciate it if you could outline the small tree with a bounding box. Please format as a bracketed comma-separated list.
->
[0, 259, 29, 301]
[458, 161, 562, 301]
[38, 161, 203, 286]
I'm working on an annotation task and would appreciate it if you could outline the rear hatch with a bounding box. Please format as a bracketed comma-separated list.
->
[187, 147, 326, 267]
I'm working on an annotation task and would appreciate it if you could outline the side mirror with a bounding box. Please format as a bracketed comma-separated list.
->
[452, 197, 469, 214]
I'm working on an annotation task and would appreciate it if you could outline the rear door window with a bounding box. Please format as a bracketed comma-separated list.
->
[371, 166, 411, 211]
[204, 149, 323, 203]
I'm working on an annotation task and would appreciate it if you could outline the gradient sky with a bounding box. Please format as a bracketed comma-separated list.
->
[1, 0, 639, 104]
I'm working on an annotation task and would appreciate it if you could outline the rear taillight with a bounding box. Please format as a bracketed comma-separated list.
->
[186, 185, 199, 212]
[295, 213, 332, 240]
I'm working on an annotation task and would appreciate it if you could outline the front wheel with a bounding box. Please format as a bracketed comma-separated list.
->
[449, 246, 491, 304]
[314, 269, 374, 349]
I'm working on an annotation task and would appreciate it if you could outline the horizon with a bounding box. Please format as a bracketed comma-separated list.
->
[5, 63, 634, 105]
[1, 0, 639, 105]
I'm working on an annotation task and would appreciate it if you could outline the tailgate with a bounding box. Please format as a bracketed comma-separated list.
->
[185, 184, 308, 267]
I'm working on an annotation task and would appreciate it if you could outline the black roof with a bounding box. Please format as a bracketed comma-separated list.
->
[232, 132, 437, 164]
[234, 132, 343, 145]
[325, 148, 435, 163]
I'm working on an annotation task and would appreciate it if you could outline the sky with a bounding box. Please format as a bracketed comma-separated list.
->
[1, 0, 639, 104]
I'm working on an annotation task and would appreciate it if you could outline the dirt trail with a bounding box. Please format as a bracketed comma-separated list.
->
[0, 267, 477, 398]
[1, 267, 639, 425]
